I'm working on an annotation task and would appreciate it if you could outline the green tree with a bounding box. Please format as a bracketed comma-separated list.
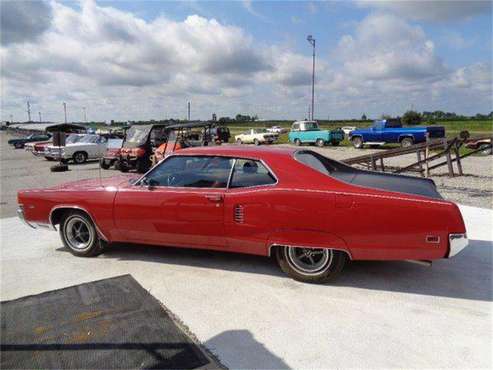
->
[402, 110, 422, 126]
[361, 114, 367, 120]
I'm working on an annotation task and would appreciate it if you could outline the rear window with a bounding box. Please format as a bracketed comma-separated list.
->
[230, 159, 276, 188]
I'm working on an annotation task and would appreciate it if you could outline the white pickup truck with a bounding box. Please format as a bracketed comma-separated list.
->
[44, 134, 108, 164]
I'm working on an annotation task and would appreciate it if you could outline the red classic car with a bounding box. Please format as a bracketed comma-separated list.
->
[17, 146, 468, 283]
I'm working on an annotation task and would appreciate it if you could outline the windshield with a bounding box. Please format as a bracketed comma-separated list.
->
[107, 139, 123, 148]
[124, 126, 152, 147]
[254, 129, 268, 134]
[66, 134, 82, 144]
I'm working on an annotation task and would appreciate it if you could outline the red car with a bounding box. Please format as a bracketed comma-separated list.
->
[17, 146, 468, 283]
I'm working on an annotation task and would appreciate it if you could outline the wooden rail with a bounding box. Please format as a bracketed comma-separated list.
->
[342, 134, 492, 177]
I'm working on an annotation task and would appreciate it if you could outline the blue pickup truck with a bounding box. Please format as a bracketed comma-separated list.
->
[288, 121, 345, 147]
[349, 119, 445, 149]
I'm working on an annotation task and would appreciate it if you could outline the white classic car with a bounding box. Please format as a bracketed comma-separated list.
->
[235, 128, 278, 145]
[267, 126, 288, 134]
[341, 126, 357, 136]
[44, 134, 108, 164]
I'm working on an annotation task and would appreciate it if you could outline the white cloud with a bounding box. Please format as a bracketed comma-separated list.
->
[357, 0, 492, 22]
[0, 1, 491, 122]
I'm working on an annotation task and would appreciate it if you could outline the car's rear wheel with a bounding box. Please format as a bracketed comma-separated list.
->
[73, 151, 87, 164]
[99, 158, 110, 170]
[254, 138, 260, 146]
[400, 137, 414, 148]
[14, 142, 24, 149]
[331, 140, 340, 146]
[236, 138, 242, 145]
[294, 138, 302, 146]
[275, 246, 347, 284]
[316, 139, 325, 147]
[59, 211, 105, 257]
[351, 136, 363, 149]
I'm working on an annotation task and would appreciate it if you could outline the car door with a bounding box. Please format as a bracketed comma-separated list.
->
[223, 158, 278, 255]
[113, 155, 233, 249]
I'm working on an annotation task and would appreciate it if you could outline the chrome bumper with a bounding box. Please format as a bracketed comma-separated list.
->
[17, 206, 36, 229]
[448, 233, 468, 257]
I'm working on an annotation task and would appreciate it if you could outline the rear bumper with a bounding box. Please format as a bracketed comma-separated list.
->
[448, 233, 468, 257]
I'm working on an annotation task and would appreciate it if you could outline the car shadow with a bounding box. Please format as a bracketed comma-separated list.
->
[204, 329, 290, 369]
[56, 239, 492, 302]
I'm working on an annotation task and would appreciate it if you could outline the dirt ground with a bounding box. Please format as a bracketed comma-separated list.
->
[1, 131, 492, 218]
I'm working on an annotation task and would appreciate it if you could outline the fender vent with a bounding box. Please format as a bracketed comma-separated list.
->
[234, 205, 244, 223]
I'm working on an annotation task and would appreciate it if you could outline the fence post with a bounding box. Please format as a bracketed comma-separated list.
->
[425, 133, 430, 177]
[454, 142, 463, 176]
[446, 138, 454, 177]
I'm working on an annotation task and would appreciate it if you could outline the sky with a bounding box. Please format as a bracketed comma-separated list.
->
[1, 0, 492, 122]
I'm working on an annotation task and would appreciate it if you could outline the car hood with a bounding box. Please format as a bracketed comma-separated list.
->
[45, 175, 138, 191]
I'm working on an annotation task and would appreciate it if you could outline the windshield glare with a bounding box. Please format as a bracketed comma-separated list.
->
[66, 134, 82, 144]
[124, 126, 151, 147]
[79, 135, 99, 143]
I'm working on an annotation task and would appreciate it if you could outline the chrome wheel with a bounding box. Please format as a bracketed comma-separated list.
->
[286, 247, 333, 275]
[73, 152, 86, 164]
[64, 216, 95, 251]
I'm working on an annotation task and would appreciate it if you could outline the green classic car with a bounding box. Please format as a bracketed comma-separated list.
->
[8, 133, 52, 149]
[288, 121, 344, 147]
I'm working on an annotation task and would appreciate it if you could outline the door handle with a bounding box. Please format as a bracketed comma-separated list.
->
[205, 194, 223, 202]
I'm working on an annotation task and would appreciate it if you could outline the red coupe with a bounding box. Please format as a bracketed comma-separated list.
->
[17, 146, 468, 283]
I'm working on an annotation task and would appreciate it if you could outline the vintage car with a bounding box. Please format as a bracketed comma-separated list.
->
[17, 146, 468, 284]
[465, 137, 492, 156]
[44, 134, 107, 164]
[8, 133, 51, 149]
[235, 128, 277, 145]
[99, 138, 124, 170]
[25, 139, 53, 156]
[288, 121, 344, 147]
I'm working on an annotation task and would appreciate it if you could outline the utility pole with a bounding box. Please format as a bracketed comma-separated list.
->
[10, 114, 13, 123]
[26, 101, 32, 122]
[38, 112, 42, 122]
[308, 104, 311, 121]
[307, 35, 316, 121]
[63, 102, 67, 123]
[187, 101, 191, 121]
[82, 107, 87, 122]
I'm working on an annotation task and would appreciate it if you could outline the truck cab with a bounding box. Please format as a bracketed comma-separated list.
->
[288, 121, 344, 147]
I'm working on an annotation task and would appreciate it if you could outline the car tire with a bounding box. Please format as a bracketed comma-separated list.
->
[294, 138, 302, 146]
[400, 137, 414, 148]
[316, 139, 325, 147]
[59, 211, 105, 257]
[236, 138, 242, 145]
[331, 141, 340, 146]
[351, 136, 363, 149]
[479, 143, 492, 156]
[254, 139, 260, 146]
[45, 156, 55, 161]
[73, 151, 87, 164]
[50, 164, 69, 172]
[276, 246, 347, 284]
[99, 159, 110, 170]
[14, 143, 24, 149]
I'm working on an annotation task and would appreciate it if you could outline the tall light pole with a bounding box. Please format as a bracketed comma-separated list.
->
[63, 102, 67, 123]
[38, 112, 42, 122]
[82, 107, 87, 122]
[307, 35, 316, 121]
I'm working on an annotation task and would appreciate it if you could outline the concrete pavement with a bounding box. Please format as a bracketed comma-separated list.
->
[1, 205, 492, 368]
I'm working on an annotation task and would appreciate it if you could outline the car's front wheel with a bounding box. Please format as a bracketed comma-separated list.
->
[236, 138, 242, 145]
[294, 138, 302, 146]
[254, 138, 260, 146]
[60, 211, 105, 257]
[316, 139, 325, 147]
[275, 246, 347, 284]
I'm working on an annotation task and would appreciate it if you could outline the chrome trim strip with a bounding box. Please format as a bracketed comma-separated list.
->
[448, 233, 468, 258]
[268, 244, 352, 260]
[17, 207, 36, 229]
[49, 205, 109, 241]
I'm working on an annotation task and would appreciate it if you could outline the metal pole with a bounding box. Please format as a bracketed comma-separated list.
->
[27, 101, 31, 122]
[187, 102, 191, 121]
[311, 39, 315, 120]
[83, 107, 87, 122]
[38, 112, 42, 122]
[307, 35, 316, 121]
[63, 102, 67, 123]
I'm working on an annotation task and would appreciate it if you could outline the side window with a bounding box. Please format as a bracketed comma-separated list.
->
[144, 156, 233, 188]
[230, 159, 276, 188]
[292, 124, 299, 131]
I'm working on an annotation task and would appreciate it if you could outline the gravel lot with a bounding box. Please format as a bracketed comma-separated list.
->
[1, 131, 492, 219]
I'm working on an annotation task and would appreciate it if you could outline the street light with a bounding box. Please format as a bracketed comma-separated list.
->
[307, 35, 315, 121]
